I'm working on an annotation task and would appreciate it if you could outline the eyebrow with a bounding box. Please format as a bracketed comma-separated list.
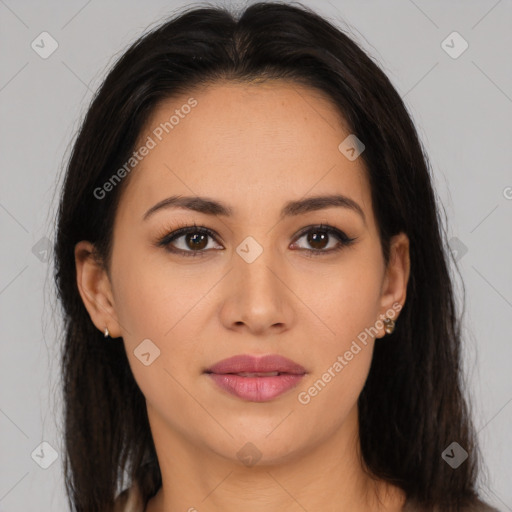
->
[142, 194, 366, 224]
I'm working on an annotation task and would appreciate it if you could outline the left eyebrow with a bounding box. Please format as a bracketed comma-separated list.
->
[143, 195, 233, 220]
[142, 194, 366, 225]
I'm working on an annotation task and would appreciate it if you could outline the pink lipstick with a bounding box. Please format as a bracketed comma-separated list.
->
[204, 354, 306, 402]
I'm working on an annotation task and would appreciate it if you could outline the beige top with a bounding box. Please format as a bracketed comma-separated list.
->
[113, 482, 501, 512]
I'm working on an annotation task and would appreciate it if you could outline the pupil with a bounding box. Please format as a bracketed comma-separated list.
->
[187, 233, 207, 250]
[308, 230, 328, 250]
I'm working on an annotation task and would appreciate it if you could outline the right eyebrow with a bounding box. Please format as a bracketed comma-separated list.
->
[142, 193, 366, 225]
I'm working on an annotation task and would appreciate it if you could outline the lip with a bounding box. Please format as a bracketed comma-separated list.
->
[205, 354, 307, 402]
[205, 354, 307, 375]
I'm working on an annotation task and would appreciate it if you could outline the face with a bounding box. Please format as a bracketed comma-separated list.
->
[76, 80, 409, 467]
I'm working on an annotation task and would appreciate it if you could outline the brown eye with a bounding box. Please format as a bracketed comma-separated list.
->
[291, 224, 356, 255]
[184, 232, 208, 251]
[306, 229, 330, 250]
[157, 225, 223, 257]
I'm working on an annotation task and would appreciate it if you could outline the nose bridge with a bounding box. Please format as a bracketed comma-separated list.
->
[234, 233, 283, 297]
[221, 232, 292, 332]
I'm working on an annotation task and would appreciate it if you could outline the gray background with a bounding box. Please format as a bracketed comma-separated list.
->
[0, 0, 511, 510]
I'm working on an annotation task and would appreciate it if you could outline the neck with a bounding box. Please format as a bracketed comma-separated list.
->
[144, 404, 406, 512]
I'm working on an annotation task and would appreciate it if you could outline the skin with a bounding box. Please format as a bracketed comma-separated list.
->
[75, 80, 410, 512]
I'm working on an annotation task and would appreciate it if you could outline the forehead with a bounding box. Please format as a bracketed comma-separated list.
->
[117, 80, 372, 223]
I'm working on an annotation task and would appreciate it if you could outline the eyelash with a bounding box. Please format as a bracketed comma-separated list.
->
[155, 221, 357, 258]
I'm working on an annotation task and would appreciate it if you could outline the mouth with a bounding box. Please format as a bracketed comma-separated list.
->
[205, 372, 306, 402]
[205, 353, 307, 375]
[206, 371, 290, 377]
[204, 354, 307, 402]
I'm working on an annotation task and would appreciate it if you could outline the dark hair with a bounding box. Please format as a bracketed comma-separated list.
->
[53, 2, 495, 511]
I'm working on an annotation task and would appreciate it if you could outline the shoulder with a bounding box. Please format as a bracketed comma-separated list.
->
[113, 481, 146, 512]
[402, 497, 502, 512]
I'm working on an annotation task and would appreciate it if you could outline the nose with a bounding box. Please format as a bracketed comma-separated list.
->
[218, 242, 294, 336]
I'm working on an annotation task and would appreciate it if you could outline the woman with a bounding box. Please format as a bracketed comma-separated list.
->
[53, 2, 500, 511]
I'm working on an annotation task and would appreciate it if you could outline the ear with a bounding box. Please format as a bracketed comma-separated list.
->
[74, 240, 122, 338]
[376, 232, 410, 338]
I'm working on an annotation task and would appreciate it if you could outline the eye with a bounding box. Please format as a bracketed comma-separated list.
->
[155, 222, 357, 258]
[156, 222, 223, 257]
[290, 224, 356, 256]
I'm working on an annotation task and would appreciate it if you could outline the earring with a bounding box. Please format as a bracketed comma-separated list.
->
[383, 317, 395, 335]
[104, 327, 110, 338]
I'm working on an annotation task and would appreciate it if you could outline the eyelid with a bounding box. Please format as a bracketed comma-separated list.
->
[290, 223, 357, 255]
[155, 222, 222, 257]
[155, 222, 356, 256]
[292, 223, 351, 243]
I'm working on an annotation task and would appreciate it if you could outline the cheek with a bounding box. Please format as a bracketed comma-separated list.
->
[308, 258, 384, 346]
[110, 248, 208, 385]
[111, 245, 201, 340]
[295, 268, 382, 425]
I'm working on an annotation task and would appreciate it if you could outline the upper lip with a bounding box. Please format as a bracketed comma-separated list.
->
[205, 354, 307, 375]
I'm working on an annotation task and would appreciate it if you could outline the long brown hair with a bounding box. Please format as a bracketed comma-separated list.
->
[54, 2, 494, 510]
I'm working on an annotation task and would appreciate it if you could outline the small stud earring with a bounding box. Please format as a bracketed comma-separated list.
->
[383, 317, 395, 335]
[104, 327, 110, 338]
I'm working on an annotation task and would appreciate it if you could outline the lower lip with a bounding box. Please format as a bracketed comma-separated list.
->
[206, 373, 305, 402]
